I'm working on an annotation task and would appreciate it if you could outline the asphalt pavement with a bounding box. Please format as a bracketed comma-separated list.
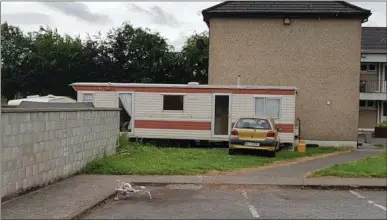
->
[83, 185, 387, 219]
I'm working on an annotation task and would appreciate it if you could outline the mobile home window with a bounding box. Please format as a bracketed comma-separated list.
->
[163, 95, 184, 111]
[255, 97, 281, 118]
[82, 93, 94, 103]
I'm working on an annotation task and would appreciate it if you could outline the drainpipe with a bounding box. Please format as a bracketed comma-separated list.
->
[237, 74, 241, 87]
[377, 101, 380, 124]
[378, 63, 381, 92]
[297, 118, 301, 140]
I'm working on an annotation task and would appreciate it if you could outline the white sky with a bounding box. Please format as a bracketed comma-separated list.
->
[1, 1, 386, 50]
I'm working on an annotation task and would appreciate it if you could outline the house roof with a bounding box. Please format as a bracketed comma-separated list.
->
[362, 27, 387, 54]
[202, 1, 372, 24]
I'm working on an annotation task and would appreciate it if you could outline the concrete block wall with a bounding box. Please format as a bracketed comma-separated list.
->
[1, 108, 120, 199]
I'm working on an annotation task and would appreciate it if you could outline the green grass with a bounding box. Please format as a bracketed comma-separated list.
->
[313, 154, 387, 178]
[375, 144, 387, 149]
[84, 135, 346, 175]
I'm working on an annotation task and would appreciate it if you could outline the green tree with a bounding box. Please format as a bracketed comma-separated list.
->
[1, 22, 211, 100]
[21, 27, 86, 97]
[104, 22, 173, 83]
[180, 31, 209, 84]
[1, 22, 33, 99]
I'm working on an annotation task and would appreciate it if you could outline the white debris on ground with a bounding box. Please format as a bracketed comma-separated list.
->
[114, 180, 152, 200]
[166, 184, 203, 190]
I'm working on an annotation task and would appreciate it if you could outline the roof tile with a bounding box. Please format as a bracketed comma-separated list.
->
[203, 1, 371, 22]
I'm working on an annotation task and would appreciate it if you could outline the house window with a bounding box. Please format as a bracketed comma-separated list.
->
[360, 63, 377, 72]
[360, 100, 376, 108]
[82, 93, 94, 103]
[255, 97, 281, 118]
[383, 102, 387, 116]
[368, 64, 376, 71]
[163, 95, 184, 111]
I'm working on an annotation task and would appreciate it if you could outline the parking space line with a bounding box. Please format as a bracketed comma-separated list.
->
[349, 190, 387, 212]
[241, 191, 260, 218]
[349, 190, 365, 199]
[248, 205, 260, 218]
[374, 204, 387, 212]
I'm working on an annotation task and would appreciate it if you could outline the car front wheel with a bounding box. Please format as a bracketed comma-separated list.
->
[228, 149, 235, 155]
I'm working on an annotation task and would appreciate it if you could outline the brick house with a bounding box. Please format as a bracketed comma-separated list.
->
[202, 1, 373, 147]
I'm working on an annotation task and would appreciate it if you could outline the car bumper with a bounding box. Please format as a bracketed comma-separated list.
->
[229, 138, 277, 151]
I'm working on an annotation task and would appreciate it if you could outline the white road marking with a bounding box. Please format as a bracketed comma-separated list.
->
[349, 190, 365, 199]
[248, 204, 260, 218]
[373, 204, 387, 212]
[349, 190, 386, 212]
[241, 191, 260, 218]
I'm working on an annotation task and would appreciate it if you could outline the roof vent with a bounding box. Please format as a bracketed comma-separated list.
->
[188, 82, 199, 85]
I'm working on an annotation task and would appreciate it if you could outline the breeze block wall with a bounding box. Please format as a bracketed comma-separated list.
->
[1, 107, 120, 199]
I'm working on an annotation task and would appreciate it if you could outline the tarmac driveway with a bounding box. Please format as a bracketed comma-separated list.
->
[83, 185, 386, 219]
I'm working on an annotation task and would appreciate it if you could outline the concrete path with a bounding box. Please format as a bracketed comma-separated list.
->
[1, 175, 120, 219]
[2, 149, 386, 219]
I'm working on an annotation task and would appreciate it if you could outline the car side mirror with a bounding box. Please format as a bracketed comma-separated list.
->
[277, 127, 283, 132]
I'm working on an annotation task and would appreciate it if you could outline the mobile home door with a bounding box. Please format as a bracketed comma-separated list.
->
[212, 94, 231, 139]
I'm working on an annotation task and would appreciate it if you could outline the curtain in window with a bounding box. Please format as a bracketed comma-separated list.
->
[119, 94, 133, 129]
[83, 94, 94, 103]
[255, 98, 265, 116]
[266, 99, 280, 118]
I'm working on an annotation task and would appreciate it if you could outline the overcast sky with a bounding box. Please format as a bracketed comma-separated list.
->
[1, 1, 386, 50]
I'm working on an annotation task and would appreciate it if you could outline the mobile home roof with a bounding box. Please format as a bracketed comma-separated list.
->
[70, 82, 297, 91]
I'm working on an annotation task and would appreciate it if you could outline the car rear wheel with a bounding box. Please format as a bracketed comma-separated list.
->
[268, 150, 276, 157]
[228, 149, 236, 155]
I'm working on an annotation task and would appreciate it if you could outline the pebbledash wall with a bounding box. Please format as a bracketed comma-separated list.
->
[1, 107, 120, 199]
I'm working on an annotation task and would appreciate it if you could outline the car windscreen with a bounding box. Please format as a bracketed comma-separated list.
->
[235, 118, 272, 130]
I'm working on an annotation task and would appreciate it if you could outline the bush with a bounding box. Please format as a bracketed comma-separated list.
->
[376, 121, 387, 128]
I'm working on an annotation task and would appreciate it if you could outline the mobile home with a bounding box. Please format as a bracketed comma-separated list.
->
[71, 82, 297, 146]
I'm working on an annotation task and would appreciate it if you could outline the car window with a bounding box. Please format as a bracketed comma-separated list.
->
[270, 118, 276, 127]
[235, 118, 272, 130]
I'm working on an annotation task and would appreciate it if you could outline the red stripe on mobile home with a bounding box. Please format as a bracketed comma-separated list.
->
[276, 124, 294, 133]
[136, 120, 293, 133]
[135, 120, 211, 130]
[73, 86, 295, 95]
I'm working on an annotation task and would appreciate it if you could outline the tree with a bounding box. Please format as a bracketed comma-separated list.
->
[104, 22, 173, 83]
[1, 22, 33, 99]
[21, 27, 86, 97]
[1, 22, 211, 100]
[180, 31, 209, 84]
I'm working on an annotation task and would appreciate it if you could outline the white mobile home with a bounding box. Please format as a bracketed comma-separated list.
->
[71, 82, 297, 146]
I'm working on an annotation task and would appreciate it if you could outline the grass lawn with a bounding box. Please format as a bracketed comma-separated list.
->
[313, 154, 387, 178]
[375, 144, 387, 149]
[84, 136, 346, 175]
